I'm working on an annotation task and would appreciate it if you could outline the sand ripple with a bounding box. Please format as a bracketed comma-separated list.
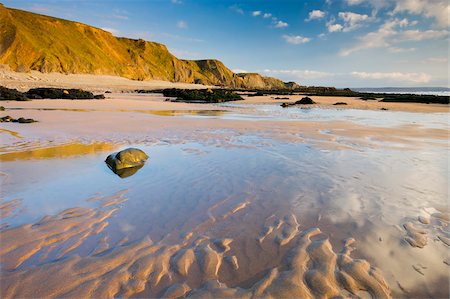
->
[0, 204, 391, 298]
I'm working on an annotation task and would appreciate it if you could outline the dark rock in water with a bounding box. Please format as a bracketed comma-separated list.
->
[105, 148, 149, 177]
[161, 88, 243, 103]
[16, 117, 37, 123]
[0, 115, 37, 123]
[295, 97, 316, 105]
[25, 88, 95, 99]
[0, 115, 14, 122]
[380, 108, 389, 111]
[333, 102, 347, 105]
[0, 86, 30, 101]
[281, 97, 316, 107]
[94, 94, 105, 99]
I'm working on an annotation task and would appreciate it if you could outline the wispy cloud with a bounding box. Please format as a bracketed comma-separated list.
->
[112, 8, 129, 20]
[338, 12, 370, 31]
[422, 57, 448, 64]
[282, 34, 311, 44]
[229, 4, 244, 15]
[171, 0, 182, 4]
[169, 48, 201, 58]
[247, 9, 288, 29]
[388, 47, 416, 53]
[393, 0, 449, 28]
[327, 12, 371, 33]
[177, 20, 188, 29]
[232, 69, 249, 73]
[351, 71, 431, 83]
[340, 18, 449, 56]
[262, 69, 333, 79]
[101, 27, 120, 35]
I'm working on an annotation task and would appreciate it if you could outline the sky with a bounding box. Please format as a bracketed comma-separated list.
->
[3, 0, 450, 87]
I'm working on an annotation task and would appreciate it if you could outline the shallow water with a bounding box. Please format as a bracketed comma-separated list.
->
[219, 103, 450, 129]
[0, 105, 449, 298]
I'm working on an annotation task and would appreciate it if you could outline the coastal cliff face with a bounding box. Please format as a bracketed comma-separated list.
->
[0, 4, 297, 89]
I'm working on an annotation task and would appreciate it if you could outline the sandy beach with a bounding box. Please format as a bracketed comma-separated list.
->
[1, 88, 449, 298]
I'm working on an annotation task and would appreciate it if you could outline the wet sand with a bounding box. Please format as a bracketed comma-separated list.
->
[1, 93, 449, 298]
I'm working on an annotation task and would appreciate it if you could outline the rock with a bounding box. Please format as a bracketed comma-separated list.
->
[25, 88, 94, 99]
[0, 106, 5, 111]
[105, 148, 149, 174]
[380, 108, 388, 111]
[295, 97, 316, 105]
[0, 86, 30, 101]
[16, 117, 37, 123]
[281, 97, 316, 108]
[0, 115, 37, 123]
[0, 115, 14, 122]
[333, 102, 347, 105]
[94, 94, 105, 99]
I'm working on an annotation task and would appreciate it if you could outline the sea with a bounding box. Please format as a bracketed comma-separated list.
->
[352, 87, 450, 96]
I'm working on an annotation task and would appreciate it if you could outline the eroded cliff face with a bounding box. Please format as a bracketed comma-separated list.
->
[0, 4, 297, 89]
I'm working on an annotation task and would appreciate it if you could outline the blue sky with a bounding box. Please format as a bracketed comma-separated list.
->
[3, 0, 449, 87]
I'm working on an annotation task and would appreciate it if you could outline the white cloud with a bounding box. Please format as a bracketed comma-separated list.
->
[262, 69, 333, 79]
[346, 0, 364, 4]
[177, 20, 187, 29]
[232, 69, 249, 73]
[282, 34, 311, 44]
[351, 71, 431, 83]
[397, 29, 449, 41]
[393, 0, 449, 28]
[275, 20, 289, 28]
[328, 23, 344, 32]
[306, 10, 326, 21]
[423, 57, 448, 63]
[252, 11, 261, 17]
[263, 13, 272, 18]
[340, 18, 449, 56]
[338, 12, 370, 31]
[388, 47, 416, 53]
[101, 27, 119, 35]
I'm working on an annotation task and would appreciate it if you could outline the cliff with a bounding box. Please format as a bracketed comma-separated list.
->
[0, 4, 298, 89]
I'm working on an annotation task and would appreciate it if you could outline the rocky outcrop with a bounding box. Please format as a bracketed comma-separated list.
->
[0, 4, 298, 90]
[105, 148, 149, 177]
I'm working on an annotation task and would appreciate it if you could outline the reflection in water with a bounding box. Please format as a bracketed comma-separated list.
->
[0, 138, 448, 298]
[0, 128, 23, 139]
[0, 142, 115, 161]
[109, 164, 145, 178]
[7, 107, 227, 117]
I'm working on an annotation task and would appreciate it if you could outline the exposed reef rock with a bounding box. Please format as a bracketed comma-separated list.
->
[0, 115, 37, 123]
[281, 97, 316, 107]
